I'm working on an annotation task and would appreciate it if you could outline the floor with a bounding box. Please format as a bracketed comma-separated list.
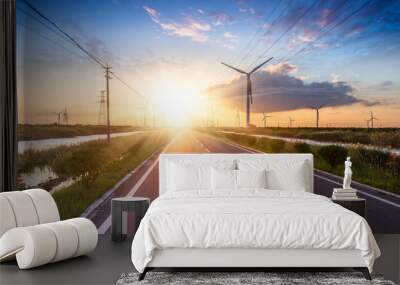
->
[1, 235, 399, 285]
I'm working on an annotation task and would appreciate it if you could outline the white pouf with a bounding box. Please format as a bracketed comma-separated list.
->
[0, 189, 98, 269]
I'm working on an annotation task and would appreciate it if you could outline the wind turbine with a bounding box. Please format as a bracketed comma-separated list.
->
[221, 57, 273, 128]
[309, 104, 326, 128]
[365, 119, 370, 129]
[261, 112, 272, 128]
[235, 109, 240, 128]
[53, 111, 63, 126]
[288, 117, 296, 128]
[368, 111, 379, 128]
[62, 107, 69, 125]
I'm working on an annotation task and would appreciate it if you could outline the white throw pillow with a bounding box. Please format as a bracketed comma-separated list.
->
[266, 161, 306, 191]
[238, 159, 308, 191]
[236, 169, 267, 189]
[167, 163, 211, 191]
[211, 168, 236, 190]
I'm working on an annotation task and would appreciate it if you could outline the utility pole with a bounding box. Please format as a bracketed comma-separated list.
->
[105, 64, 112, 143]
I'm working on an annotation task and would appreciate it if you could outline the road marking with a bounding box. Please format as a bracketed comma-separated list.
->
[98, 135, 178, 234]
[98, 216, 112, 234]
[206, 135, 400, 209]
[81, 154, 157, 218]
[195, 137, 211, 153]
[314, 174, 400, 209]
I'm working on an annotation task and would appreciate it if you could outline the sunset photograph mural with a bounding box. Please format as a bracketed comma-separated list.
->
[15, 0, 399, 234]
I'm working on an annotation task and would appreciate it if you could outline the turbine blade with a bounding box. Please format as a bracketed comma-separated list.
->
[221, 62, 247, 74]
[249, 57, 273, 74]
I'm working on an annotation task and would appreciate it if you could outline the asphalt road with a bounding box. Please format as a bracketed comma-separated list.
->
[85, 130, 400, 234]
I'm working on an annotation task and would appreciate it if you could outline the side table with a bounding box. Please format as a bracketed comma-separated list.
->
[111, 197, 150, 242]
[331, 198, 366, 218]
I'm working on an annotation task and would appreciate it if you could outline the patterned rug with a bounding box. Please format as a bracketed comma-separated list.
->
[116, 271, 395, 285]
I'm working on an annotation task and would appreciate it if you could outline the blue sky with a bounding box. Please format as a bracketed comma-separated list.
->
[16, 0, 400, 127]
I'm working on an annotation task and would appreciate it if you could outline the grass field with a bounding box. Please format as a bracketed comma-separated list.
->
[206, 130, 400, 194]
[17, 124, 144, 141]
[222, 127, 400, 149]
[18, 131, 171, 219]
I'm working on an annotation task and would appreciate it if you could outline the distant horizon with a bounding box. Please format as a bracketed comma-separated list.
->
[17, 123, 400, 129]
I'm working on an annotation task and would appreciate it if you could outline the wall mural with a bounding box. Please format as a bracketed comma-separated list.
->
[16, 0, 400, 234]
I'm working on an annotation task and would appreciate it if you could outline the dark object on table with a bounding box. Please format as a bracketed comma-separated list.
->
[111, 197, 150, 242]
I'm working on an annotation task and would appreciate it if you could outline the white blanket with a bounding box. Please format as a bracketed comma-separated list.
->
[131, 190, 380, 272]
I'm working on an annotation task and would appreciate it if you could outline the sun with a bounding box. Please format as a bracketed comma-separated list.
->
[153, 84, 206, 127]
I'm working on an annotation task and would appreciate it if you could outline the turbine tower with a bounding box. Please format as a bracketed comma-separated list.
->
[288, 117, 296, 128]
[261, 112, 271, 128]
[368, 111, 379, 128]
[53, 111, 62, 126]
[365, 119, 370, 129]
[235, 109, 240, 128]
[309, 104, 325, 128]
[221, 57, 273, 128]
[62, 107, 69, 125]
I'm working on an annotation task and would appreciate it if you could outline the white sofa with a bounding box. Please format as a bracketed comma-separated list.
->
[0, 189, 98, 269]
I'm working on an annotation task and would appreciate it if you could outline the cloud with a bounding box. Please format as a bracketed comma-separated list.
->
[206, 70, 370, 112]
[160, 22, 209, 42]
[143, 6, 210, 43]
[211, 12, 233, 26]
[265, 62, 297, 75]
[223, 32, 239, 43]
[197, 9, 205, 15]
[378, 80, 394, 91]
[331, 73, 340, 84]
[143, 6, 159, 20]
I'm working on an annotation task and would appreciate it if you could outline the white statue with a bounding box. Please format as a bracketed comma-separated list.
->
[343, 157, 352, 189]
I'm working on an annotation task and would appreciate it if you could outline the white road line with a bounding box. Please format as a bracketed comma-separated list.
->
[81, 154, 156, 218]
[98, 159, 160, 234]
[98, 135, 178, 234]
[196, 137, 210, 153]
[314, 174, 400, 209]
[208, 136, 400, 209]
[98, 216, 112, 234]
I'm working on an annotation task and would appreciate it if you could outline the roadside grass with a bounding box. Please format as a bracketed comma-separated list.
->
[206, 131, 400, 194]
[52, 131, 170, 219]
[17, 124, 143, 141]
[220, 127, 400, 149]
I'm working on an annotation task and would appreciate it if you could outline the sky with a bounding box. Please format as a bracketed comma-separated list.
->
[16, 0, 400, 127]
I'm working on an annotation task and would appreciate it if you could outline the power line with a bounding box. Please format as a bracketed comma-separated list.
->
[270, 0, 350, 61]
[22, 0, 107, 68]
[249, 0, 320, 68]
[16, 6, 70, 43]
[17, 22, 85, 60]
[21, 0, 147, 142]
[110, 71, 145, 99]
[240, 0, 294, 69]
[277, 0, 373, 65]
[232, 1, 280, 66]
[21, 0, 146, 101]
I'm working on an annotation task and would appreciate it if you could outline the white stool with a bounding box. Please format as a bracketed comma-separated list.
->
[0, 189, 98, 269]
